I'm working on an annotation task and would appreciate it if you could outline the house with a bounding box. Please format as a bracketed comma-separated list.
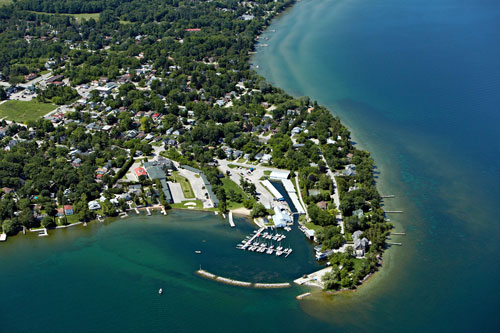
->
[56, 208, 65, 217]
[261, 154, 272, 163]
[134, 167, 148, 178]
[317, 201, 328, 210]
[308, 189, 320, 196]
[64, 205, 74, 215]
[233, 150, 243, 159]
[352, 230, 370, 257]
[352, 209, 364, 218]
[88, 201, 101, 210]
[291, 127, 302, 135]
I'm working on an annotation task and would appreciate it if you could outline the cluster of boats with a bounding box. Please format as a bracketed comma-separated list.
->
[258, 231, 287, 242]
[236, 228, 293, 258]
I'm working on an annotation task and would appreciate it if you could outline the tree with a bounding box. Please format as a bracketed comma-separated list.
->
[41, 215, 55, 228]
[251, 203, 267, 218]
[1, 219, 19, 235]
[19, 208, 37, 228]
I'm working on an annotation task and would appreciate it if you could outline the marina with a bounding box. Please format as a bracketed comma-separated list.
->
[236, 227, 294, 258]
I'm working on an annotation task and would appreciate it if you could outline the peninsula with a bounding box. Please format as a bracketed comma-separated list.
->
[0, 0, 391, 291]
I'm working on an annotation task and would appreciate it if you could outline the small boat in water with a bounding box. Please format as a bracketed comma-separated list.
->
[158, 288, 163, 295]
[195, 250, 201, 254]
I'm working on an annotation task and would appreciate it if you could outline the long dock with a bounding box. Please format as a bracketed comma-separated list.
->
[392, 232, 406, 235]
[381, 195, 395, 198]
[228, 211, 235, 227]
[385, 210, 404, 213]
[146, 207, 151, 216]
[196, 270, 290, 289]
[387, 242, 403, 246]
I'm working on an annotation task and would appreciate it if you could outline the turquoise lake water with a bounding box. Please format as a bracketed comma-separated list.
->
[1, 0, 500, 331]
[254, 0, 500, 330]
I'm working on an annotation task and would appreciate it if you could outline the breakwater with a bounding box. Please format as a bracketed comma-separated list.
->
[196, 269, 290, 289]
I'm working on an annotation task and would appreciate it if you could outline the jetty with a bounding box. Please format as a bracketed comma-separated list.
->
[381, 195, 395, 198]
[134, 207, 140, 214]
[0, 233, 6, 242]
[119, 212, 128, 219]
[385, 210, 404, 213]
[161, 206, 167, 215]
[228, 211, 235, 227]
[296, 292, 311, 300]
[146, 207, 151, 216]
[387, 242, 403, 246]
[196, 269, 290, 289]
[38, 228, 48, 237]
[392, 232, 406, 235]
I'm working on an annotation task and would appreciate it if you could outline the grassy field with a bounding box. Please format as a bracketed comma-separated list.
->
[171, 171, 195, 199]
[221, 177, 247, 210]
[305, 222, 324, 232]
[0, 100, 56, 122]
[27, 11, 100, 22]
[171, 200, 203, 210]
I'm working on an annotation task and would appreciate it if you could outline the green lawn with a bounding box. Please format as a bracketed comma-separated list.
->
[171, 171, 195, 199]
[305, 222, 324, 233]
[0, 100, 57, 122]
[221, 177, 247, 210]
[171, 200, 203, 210]
[27, 11, 100, 22]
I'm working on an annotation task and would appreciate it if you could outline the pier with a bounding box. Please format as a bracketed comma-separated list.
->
[0, 233, 6, 242]
[387, 242, 403, 246]
[381, 195, 396, 198]
[392, 232, 406, 235]
[196, 270, 290, 289]
[146, 208, 151, 216]
[385, 210, 404, 213]
[134, 208, 140, 214]
[228, 211, 235, 227]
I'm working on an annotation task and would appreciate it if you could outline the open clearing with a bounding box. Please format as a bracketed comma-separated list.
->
[0, 100, 57, 122]
[27, 11, 100, 22]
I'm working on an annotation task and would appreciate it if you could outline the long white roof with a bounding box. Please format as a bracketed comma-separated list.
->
[288, 192, 306, 215]
[262, 180, 283, 200]
[269, 170, 290, 180]
[281, 179, 296, 193]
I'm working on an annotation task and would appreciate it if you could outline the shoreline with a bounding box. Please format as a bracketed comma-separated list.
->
[251, 0, 397, 295]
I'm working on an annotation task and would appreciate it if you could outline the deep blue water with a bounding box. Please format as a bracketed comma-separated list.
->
[254, 0, 500, 330]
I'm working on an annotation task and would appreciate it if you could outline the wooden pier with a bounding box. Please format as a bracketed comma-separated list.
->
[392, 232, 406, 235]
[387, 242, 402, 246]
[146, 207, 151, 216]
[381, 195, 395, 198]
[228, 211, 235, 227]
[385, 210, 404, 213]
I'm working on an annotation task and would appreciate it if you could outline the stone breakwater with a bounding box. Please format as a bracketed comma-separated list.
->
[196, 270, 290, 289]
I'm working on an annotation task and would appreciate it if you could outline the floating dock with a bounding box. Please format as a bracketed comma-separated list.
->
[196, 270, 290, 289]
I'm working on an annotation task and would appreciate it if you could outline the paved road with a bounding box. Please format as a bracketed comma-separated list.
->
[320, 154, 345, 234]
